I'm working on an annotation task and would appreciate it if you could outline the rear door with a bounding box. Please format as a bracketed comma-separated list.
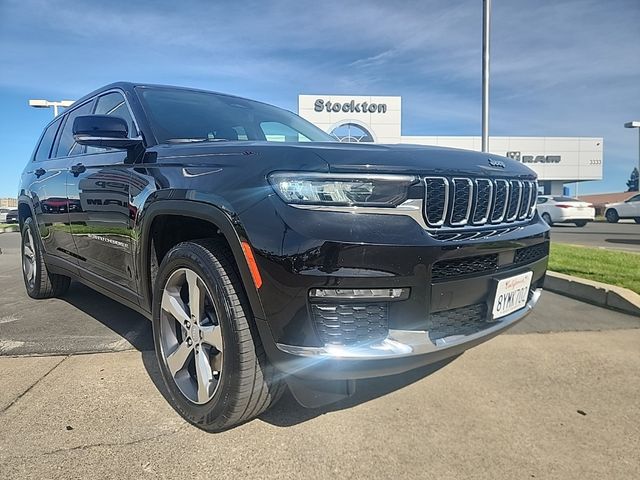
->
[21, 115, 77, 263]
[64, 91, 139, 294]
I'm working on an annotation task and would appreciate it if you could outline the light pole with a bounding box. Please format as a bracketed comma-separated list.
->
[625, 121, 640, 191]
[481, 0, 491, 153]
[28, 99, 74, 117]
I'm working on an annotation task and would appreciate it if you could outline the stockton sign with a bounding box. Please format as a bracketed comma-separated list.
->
[506, 151, 561, 164]
[314, 99, 388, 114]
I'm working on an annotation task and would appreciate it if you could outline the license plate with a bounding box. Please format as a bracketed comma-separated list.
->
[492, 271, 533, 320]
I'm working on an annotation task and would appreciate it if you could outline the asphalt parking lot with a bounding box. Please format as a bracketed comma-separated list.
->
[1, 231, 639, 479]
[550, 221, 639, 252]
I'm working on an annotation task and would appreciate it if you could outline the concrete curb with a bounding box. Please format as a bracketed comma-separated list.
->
[1, 226, 19, 233]
[544, 271, 640, 317]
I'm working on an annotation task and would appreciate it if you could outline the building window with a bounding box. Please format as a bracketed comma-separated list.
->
[330, 123, 374, 143]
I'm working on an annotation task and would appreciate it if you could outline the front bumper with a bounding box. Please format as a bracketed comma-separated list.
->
[240, 197, 549, 381]
[261, 288, 540, 381]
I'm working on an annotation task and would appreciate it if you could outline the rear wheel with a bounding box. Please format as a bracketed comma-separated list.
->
[542, 213, 553, 226]
[634, 217, 640, 224]
[574, 220, 587, 227]
[152, 239, 284, 431]
[21, 217, 70, 299]
[605, 209, 619, 223]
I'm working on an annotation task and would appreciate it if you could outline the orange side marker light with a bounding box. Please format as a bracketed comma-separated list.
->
[241, 241, 263, 289]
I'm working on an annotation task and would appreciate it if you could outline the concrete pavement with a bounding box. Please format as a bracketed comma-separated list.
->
[1, 330, 639, 479]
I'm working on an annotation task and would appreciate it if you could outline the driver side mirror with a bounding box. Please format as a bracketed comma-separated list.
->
[73, 115, 143, 149]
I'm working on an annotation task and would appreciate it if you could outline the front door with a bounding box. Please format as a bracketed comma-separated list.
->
[63, 91, 139, 293]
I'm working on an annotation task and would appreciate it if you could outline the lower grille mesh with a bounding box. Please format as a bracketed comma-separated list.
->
[432, 254, 498, 279]
[514, 242, 550, 264]
[427, 303, 491, 341]
[312, 303, 389, 346]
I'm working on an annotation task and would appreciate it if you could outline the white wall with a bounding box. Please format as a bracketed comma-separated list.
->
[401, 136, 604, 182]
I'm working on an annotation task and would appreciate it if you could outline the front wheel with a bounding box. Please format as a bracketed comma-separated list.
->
[542, 213, 553, 226]
[605, 209, 619, 223]
[152, 239, 284, 432]
[21, 217, 70, 298]
[574, 220, 587, 227]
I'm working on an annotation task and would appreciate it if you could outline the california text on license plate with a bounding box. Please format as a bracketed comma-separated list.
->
[492, 271, 533, 320]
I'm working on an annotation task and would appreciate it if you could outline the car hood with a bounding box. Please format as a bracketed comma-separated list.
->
[155, 141, 536, 178]
[306, 142, 535, 178]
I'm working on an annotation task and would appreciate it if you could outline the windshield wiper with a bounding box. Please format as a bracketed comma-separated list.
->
[165, 138, 230, 144]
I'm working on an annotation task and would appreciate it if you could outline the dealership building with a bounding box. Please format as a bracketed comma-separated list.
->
[299, 95, 603, 195]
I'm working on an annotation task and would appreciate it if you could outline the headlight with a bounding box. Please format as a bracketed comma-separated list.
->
[268, 172, 416, 207]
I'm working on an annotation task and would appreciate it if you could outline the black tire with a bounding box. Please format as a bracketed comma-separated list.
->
[605, 209, 619, 223]
[20, 217, 70, 299]
[574, 220, 587, 227]
[542, 213, 553, 226]
[634, 217, 640, 224]
[152, 238, 284, 432]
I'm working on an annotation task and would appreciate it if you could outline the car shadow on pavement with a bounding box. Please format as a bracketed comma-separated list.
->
[62, 282, 459, 430]
[62, 282, 154, 352]
[259, 357, 458, 428]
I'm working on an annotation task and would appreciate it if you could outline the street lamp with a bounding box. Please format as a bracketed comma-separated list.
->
[28, 99, 74, 117]
[481, 0, 491, 153]
[625, 121, 640, 191]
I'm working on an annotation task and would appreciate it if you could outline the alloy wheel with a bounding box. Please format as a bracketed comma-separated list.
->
[159, 268, 224, 404]
[22, 228, 37, 289]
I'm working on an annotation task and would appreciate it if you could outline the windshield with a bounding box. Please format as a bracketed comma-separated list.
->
[136, 87, 336, 145]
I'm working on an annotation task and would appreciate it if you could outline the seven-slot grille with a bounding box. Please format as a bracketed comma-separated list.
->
[424, 177, 537, 229]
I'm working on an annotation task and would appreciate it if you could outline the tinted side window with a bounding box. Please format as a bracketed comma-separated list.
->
[54, 101, 94, 158]
[85, 92, 136, 154]
[34, 118, 62, 161]
[537, 197, 548, 204]
[95, 93, 135, 133]
[627, 194, 640, 202]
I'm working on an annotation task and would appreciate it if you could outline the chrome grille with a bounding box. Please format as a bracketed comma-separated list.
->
[423, 177, 537, 230]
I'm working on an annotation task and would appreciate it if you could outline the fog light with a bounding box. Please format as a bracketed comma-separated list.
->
[308, 288, 409, 300]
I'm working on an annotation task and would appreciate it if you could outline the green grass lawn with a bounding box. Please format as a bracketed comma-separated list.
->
[549, 243, 640, 294]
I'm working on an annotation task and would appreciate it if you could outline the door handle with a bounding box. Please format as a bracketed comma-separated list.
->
[34, 168, 46, 178]
[70, 163, 86, 176]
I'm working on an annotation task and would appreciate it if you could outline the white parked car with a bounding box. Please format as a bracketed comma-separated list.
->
[0, 208, 10, 223]
[604, 193, 640, 223]
[536, 195, 595, 227]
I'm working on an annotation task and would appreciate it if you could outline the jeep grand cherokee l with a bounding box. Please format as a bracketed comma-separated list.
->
[18, 83, 549, 431]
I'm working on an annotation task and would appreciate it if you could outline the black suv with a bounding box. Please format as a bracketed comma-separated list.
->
[18, 83, 549, 430]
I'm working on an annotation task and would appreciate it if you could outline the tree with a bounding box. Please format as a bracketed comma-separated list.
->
[627, 167, 639, 192]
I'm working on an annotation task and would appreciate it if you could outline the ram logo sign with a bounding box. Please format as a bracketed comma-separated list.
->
[506, 151, 561, 164]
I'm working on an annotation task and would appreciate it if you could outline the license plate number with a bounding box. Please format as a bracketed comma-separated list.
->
[492, 271, 533, 319]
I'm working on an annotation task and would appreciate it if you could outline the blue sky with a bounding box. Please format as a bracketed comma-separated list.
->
[1, 0, 639, 197]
